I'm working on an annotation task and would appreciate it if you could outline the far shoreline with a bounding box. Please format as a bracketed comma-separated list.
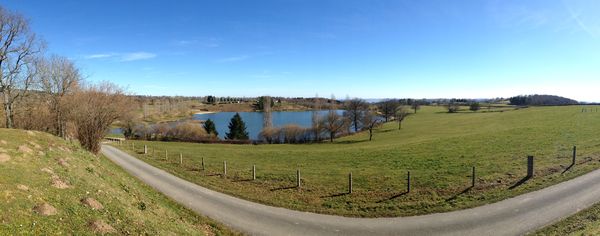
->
[193, 111, 217, 115]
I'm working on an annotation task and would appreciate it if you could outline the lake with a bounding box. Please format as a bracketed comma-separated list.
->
[193, 110, 344, 140]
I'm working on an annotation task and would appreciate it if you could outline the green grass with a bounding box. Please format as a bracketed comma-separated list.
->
[534, 202, 600, 235]
[0, 129, 236, 235]
[113, 105, 600, 217]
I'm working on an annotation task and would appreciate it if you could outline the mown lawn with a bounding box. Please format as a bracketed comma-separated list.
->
[113, 105, 600, 217]
[0, 129, 235, 235]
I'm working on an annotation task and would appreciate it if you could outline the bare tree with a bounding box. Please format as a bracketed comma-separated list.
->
[469, 102, 480, 112]
[67, 82, 131, 154]
[362, 110, 380, 141]
[321, 111, 347, 142]
[378, 99, 399, 122]
[344, 97, 368, 132]
[446, 102, 460, 113]
[38, 55, 81, 138]
[321, 95, 348, 142]
[0, 7, 44, 128]
[311, 94, 322, 141]
[411, 100, 421, 114]
[262, 95, 272, 128]
[395, 106, 409, 130]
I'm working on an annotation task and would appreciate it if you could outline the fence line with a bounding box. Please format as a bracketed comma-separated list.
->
[116, 141, 589, 198]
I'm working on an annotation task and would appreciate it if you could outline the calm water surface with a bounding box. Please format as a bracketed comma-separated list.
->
[194, 110, 343, 139]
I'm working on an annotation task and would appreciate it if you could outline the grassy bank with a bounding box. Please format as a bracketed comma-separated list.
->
[0, 129, 235, 235]
[112, 106, 600, 217]
[534, 202, 600, 235]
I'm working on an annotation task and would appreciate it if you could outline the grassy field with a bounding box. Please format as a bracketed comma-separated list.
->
[112, 105, 600, 217]
[0, 129, 235, 235]
[534, 201, 600, 235]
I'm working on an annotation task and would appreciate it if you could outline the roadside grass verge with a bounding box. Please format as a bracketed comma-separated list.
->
[112, 105, 600, 217]
[534, 202, 600, 235]
[0, 128, 235, 235]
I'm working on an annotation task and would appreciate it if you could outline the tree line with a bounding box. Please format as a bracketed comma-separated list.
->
[509, 95, 578, 106]
[0, 6, 132, 153]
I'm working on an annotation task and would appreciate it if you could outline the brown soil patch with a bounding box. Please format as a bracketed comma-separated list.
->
[0, 153, 10, 163]
[18, 145, 33, 154]
[41, 168, 55, 175]
[199, 224, 216, 236]
[33, 203, 57, 216]
[17, 184, 29, 191]
[28, 141, 41, 149]
[0, 140, 7, 145]
[57, 158, 70, 167]
[58, 146, 72, 153]
[88, 220, 116, 234]
[81, 198, 104, 210]
[51, 175, 71, 189]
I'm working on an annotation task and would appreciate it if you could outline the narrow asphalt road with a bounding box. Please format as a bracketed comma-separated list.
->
[101, 145, 600, 236]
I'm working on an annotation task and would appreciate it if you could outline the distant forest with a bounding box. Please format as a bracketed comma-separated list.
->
[509, 95, 579, 106]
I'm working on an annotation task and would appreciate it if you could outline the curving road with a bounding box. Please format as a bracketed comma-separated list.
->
[101, 145, 600, 236]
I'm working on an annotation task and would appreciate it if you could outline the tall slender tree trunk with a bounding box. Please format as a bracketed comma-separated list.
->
[3, 93, 14, 128]
[4, 105, 13, 128]
[369, 129, 373, 141]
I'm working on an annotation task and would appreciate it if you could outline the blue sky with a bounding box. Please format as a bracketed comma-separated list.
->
[3, 0, 600, 101]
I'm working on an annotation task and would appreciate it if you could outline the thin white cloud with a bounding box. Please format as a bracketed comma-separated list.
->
[84, 52, 157, 62]
[563, 1, 598, 38]
[217, 55, 249, 63]
[120, 52, 157, 62]
[173, 38, 220, 48]
[175, 40, 198, 46]
[85, 53, 116, 59]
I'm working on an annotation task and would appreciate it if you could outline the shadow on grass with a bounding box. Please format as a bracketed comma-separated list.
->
[376, 191, 409, 203]
[561, 163, 574, 174]
[377, 129, 396, 133]
[336, 140, 369, 144]
[445, 187, 473, 202]
[320, 192, 349, 198]
[232, 179, 254, 182]
[270, 186, 298, 191]
[508, 176, 531, 190]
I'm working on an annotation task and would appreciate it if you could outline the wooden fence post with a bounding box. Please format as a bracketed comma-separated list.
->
[348, 172, 353, 194]
[180, 153, 183, 165]
[572, 146, 577, 166]
[253, 165, 256, 180]
[165, 150, 168, 161]
[201, 157, 205, 171]
[297, 169, 301, 188]
[407, 171, 411, 193]
[223, 161, 227, 177]
[471, 166, 476, 188]
[527, 156, 534, 178]
[144, 145, 148, 154]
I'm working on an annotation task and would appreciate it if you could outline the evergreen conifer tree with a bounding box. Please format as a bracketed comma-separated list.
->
[203, 119, 219, 137]
[225, 113, 249, 140]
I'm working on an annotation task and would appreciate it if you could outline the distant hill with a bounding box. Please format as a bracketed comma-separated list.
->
[509, 95, 579, 106]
